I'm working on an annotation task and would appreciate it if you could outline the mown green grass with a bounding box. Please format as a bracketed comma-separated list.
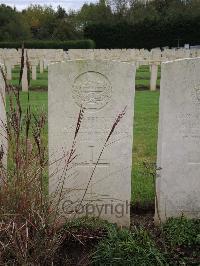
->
[132, 91, 159, 205]
[8, 89, 159, 206]
[10, 91, 48, 113]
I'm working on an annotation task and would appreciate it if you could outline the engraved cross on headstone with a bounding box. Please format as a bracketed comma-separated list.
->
[74, 145, 110, 198]
[76, 145, 110, 168]
[188, 152, 200, 165]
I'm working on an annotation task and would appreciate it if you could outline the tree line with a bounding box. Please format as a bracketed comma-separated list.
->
[0, 0, 199, 48]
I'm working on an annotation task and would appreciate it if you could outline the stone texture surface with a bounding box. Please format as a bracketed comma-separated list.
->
[49, 60, 135, 226]
[156, 58, 200, 222]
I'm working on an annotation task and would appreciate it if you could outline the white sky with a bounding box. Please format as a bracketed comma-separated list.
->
[0, 0, 98, 11]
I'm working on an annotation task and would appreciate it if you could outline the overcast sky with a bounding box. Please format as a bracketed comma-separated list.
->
[0, 0, 98, 11]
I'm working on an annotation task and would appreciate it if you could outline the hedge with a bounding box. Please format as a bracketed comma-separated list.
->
[84, 17, 200, 49]
[0, 40, 95, 50]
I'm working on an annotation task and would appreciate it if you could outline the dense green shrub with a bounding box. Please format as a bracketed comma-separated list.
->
[163, 217, 200, 247]
[84, 16, 200, 49]
[93, 227, 166, 265]
[0, 40, 95, 50]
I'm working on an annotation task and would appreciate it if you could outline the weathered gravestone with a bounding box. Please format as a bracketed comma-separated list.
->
[40, 58, 44, 73]
[31, 60, 38, 81]
[156, 58, 200, 222]
[5, 61, 12, 81]
[22, 61, 28, 92]
[49, 60, 135, 226]
[150, 63, 158, 91]
[0, 66, 7, 178]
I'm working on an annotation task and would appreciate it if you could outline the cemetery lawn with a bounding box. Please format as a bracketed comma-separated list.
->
[11, 90, 160, 207]
[132, 91, 159, 206]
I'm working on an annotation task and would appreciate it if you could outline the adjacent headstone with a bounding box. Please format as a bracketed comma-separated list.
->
[49, 60, 135, 227]
[5, 61, 12, 80]
[150, 63, 158, 91]
[31, 65, 37, 80]
[0, 66, 7, 177]
[22, 61, 28, 92]
[184, 44, 190, 49]
[156, 58, 200, 222]
[43, 59, 49, 69]
[40, 59, 44, 73]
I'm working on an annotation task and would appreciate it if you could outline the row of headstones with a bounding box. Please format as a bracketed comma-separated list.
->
[4, 59, 44, 80]
[2, 57, 161, 92]
[66, 48, 200, 62]
[1, 58, 200, 226]
[0, 49, 67, 91]
[0, 48, 66, 62]
[2, 60, 159, 92]
[3, 58, 47, 92]
[1, 48, 200, 92]
[1, 48, 199, 66]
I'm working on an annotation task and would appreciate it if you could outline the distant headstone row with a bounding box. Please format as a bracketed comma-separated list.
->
[0, 48, 200, 92]
[0, 49, 68, 91]
[67, 48, 200, 62]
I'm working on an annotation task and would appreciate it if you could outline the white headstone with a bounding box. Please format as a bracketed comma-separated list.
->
[49, 60, 135, 227]
[31, 65, 37, 80]
[150, 63, 158, 91]
[156, 58, 200, 222]
[22, 62, 28, 92]
[5, 61, 12, 80]
[0, 67, 7, 176]
[40, 59, 44, 73]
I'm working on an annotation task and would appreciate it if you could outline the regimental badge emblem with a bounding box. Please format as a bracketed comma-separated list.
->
[72, 71, 112, 110]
